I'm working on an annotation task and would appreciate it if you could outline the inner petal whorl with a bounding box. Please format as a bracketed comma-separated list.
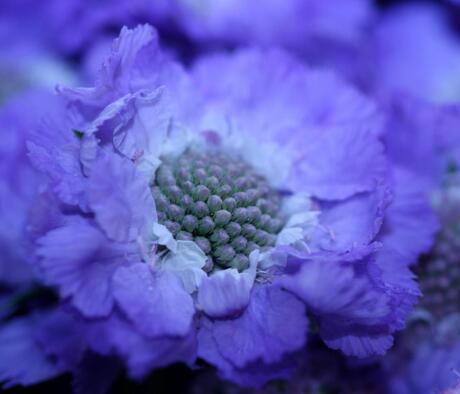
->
[151, 150, 284, 272]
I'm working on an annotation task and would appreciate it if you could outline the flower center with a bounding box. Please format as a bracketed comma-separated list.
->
[151, 150, 284, 271]
[418, 224, 460, 318]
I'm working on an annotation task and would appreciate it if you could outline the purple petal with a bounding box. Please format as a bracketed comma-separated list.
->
[281, 249, 391, 325]
[311, 184, 390, 252]
[192, 49, 386, 199]
[321, 326, 394, 358]
[197, 317, 297, 388]
[376, 167, 438, 266]
[27, 101, 89, 209]
[88, 151, 155, 242]
[37, 217, 137, 317]
[197, 264, 255, 318]
[206, 284, 307, 368]
[113, 263, 195, 338]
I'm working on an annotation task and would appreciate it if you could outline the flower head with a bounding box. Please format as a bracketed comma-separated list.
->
[0, 24, 435, 389]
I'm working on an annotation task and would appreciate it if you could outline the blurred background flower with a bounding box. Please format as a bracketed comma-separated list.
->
[1, 1, 460, 393]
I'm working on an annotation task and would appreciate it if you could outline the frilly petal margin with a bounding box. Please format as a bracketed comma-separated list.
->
[58, 24, 193, 118]
[375, 166, 439, 267]
[27, 102, 89, 210]
[87, 151, 155, 243]
[197, 259, 256, 318]
[198, 318, 298, 389]
[311, 183, 390, 253]
[198, 283, 308, 386]
[36, 216, 139, 318]
[280, 247, 402, 358]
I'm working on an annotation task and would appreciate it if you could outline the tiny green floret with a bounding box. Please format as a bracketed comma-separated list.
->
[152, 150, 284, 271]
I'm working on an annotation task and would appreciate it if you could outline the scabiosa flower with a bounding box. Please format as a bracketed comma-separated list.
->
[0, 25, 434, 389]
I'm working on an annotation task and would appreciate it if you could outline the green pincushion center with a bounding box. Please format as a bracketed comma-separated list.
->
[151, 150, 284, 271]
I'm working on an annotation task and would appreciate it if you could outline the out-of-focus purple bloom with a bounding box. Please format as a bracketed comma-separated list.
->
[385, 171, 460, 394]
[171, 0, 376, 87]
[371, 3, 460, 103]
[0, 1, 77, 100]
[0, 0, 171, 56]
[173, 0, 374, 49]
[0, 89, 68, 286]
[0, 25, 435, 389]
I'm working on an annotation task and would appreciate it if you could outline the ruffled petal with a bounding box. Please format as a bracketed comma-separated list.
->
[204, 284, 308, 369]
[37, 217, 137, 317]
[311, 184, 390, 253]
[197, 260, 256, 318]
[281, 248, 391, 325]
[376, 166, 438, 266]
[88, 151, 155, 243]
[280, 247, 408, 358]
[112, 263, 195, 338]
[321, 326, 394, 358]
[59, 24, 191, 111]
[159, 240, 207, 293]
[192, 49, 385, 198]
[27, 103, 89, 209]
[197, 318, 297, 388]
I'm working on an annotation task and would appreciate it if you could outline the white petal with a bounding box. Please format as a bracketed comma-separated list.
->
[276, 227, 304, 246]
[197, 259, 257, 318]
[160, 241, 207, 293]
[152, 223, 177, 252]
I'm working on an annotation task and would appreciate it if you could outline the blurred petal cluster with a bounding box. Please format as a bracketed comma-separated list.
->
[0, 1, 459, 393]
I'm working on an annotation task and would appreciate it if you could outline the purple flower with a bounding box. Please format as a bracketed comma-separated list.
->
[0, 25, 434, 389]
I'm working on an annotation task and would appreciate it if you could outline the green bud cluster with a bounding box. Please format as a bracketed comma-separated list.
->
[151, 150, 284, 271]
